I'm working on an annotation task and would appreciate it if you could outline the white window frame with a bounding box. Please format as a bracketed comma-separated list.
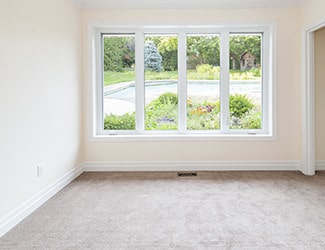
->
[88, 24, 275, 141]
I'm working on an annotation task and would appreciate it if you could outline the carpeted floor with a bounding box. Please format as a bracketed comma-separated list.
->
[1, 171, 325, 249]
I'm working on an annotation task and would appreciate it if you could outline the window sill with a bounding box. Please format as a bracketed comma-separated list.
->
[90, 133, 275, 142]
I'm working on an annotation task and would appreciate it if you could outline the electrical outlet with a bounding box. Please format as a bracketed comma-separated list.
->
[37, 165, 44, 177]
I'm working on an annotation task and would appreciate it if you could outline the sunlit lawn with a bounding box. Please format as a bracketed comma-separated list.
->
[104, 70, 178, 86]
[104, 69, 261, 86]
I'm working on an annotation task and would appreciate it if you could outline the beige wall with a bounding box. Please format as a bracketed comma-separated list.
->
[82, 8, 302, 163]
[0, 0, 82, 220]
[300, 0, 325, 29]
[315, 27, 325, 160]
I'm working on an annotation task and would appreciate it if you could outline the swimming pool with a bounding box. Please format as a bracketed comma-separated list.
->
[105, 80, 261, 99]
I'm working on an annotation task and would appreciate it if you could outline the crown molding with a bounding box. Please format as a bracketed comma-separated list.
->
[73, 0, 301, 9]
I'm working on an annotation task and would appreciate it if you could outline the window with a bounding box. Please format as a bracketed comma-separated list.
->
[91, 25, 274, 140]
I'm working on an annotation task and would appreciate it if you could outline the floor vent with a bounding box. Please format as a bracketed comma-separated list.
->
[177, 172, 198, 177]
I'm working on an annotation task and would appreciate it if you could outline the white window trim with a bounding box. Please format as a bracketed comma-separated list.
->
[88, 23, 276, 141]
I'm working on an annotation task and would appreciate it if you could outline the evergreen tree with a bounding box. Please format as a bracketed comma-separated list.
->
[144, 41, 162, 72]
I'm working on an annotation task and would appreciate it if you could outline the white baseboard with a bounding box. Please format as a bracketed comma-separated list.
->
[316, 160, 325, 170]
[83, 160, 301, 172]
[0, 165, 84, 238]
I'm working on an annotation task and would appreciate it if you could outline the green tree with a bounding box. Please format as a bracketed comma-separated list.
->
[187, 35, 220, 69]
[229, 34, 261, 70]
[103, 36, 135, 72]
[158, 37, 178, 71]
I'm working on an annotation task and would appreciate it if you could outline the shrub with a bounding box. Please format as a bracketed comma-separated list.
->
[229, 69, 260, 80]
[229, 94, 254, 118]
[195, 64, 220, 80]
[196, 64, 220, 74]
[196, 64, 213, 74]
[104, 113, 135, 130]
[249, 67, 261, 77]
[156, 92, 178, 105]
[187, 112, 220, 130]
[240, 110, 262, 129]
[229, 110, 262, 129]
[145, 93, 178, 130]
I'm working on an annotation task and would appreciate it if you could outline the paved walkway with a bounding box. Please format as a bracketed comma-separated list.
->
[104, 98, 135, 115]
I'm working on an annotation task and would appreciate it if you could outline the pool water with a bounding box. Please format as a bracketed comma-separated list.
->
[106, 80, 261, 99]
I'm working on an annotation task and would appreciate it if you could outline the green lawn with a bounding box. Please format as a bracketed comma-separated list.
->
[104, 69, 261, 86]
[104, 70, 178, 86]
[104, 70, 135, 85]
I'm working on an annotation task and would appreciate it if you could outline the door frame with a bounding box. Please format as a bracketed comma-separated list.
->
[302, 20, 325, 175]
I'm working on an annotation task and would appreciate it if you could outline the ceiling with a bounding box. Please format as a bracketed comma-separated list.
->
[73, 0, 301, 9]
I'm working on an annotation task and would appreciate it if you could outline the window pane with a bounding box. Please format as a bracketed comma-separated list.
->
[102, 34, 136, 130]
[229, 33, 262, 130]
[144, 34, 178, 130]
[187, 34, 220, 130]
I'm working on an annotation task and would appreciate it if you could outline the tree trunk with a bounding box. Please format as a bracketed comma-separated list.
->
[232, 58, 236, 70]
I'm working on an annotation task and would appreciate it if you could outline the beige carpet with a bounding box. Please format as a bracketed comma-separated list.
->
[1, 171, 325, 249]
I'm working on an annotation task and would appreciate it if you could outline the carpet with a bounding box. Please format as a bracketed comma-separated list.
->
[1, 171, 325, 249]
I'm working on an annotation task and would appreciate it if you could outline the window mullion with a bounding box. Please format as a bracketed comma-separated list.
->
[220, 31, 230, 132]
[135, 31, 145, 133]
[178, 31, 187, 133]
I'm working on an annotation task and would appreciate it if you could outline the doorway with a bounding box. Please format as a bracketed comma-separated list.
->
[304, 22, 325, 175]
[315, 27, 325, 169]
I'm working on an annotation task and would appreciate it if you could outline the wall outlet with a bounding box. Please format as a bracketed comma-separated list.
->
[37, 165, 44, 177]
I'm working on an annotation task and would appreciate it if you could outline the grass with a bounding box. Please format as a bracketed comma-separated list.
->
[145, 71, 178, 81]
[104, 69, 261, 86]
[104, 70, 135, 85]
[104, 70, 178, 86]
